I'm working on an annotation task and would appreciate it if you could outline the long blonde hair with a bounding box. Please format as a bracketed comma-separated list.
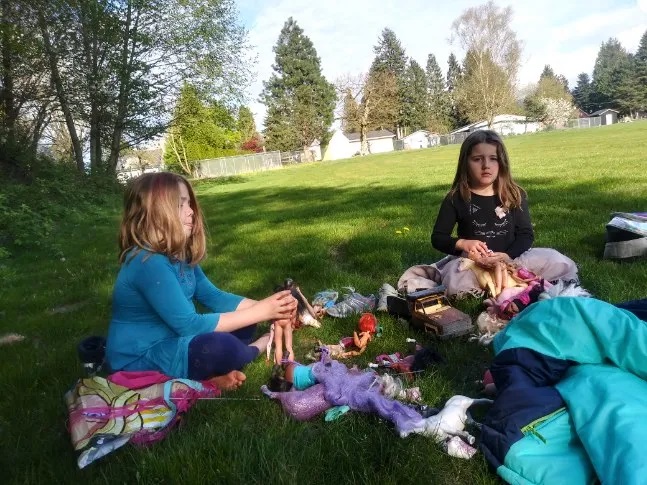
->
[449, 130, 524, 208]
[118, 172, 206, 265]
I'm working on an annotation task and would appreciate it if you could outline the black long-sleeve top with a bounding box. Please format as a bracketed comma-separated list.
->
[431, 191, 534, 259]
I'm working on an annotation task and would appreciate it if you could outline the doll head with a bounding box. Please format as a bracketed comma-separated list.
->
[119, 172, 206, 264]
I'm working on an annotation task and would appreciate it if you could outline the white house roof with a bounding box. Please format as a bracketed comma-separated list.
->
[345, 129, 395, 141]
[590, 109, 619, 116]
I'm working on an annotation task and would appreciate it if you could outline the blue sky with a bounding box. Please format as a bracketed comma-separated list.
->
[236, 0, 647, 127]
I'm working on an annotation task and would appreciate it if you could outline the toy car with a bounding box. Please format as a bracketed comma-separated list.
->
[406, 288, 473, 339]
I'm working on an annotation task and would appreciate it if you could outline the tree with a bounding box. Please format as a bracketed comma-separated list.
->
[34, 0, 250, 174]
[340, 89, 360, 133]
[524, 75, 575, 126]
[164, 83, 242, 176]
[634, 29, 647, 113]
[571, 73, 594, 113]
[237, 106, 256, 142]
[401, 59, 428, 132]
[456, 49, 518, 127]
[336, 71, 399, 155]
[1, 0, 55, 164]
[592, 38, 633, 114]
[261, 17, 335, 152]
[425, 53, 451, 133]
[370, 28, 408, 136]
[450, 1, 522, 127]
[446, 52, 464, 129]
[539, 65, 555, 81]
[370, 28, 407, 77]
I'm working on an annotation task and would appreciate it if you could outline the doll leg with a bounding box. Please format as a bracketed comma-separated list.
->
[273, 323, 284, 365]
[283, 320, 294, 362]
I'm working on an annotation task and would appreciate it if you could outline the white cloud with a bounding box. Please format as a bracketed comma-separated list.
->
[239, 0, 647, 128]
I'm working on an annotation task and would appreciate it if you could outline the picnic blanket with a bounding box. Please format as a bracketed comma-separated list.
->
[480, 297, 647, 484]
[65, 371, 218, 468]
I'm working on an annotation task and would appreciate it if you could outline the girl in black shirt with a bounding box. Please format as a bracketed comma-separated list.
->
[403, 130, 579, 296]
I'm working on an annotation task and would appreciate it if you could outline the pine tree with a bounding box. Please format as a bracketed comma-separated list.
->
[370, 28, 408, 136]
[633, 29, 647, 113]
[425, 53, 451, 133]
[446, 53, 462, 93]
[401, 59, 428, 133]
[446, 53, 464, 128]
[571, 73, 594, 113]
[237, 106, 256, 143]
[370, 28, 407, 77]
[260, 18, 335, 152]
[539, 65, 556, 81]
[341, 89, 360, 133]
[592, 38, 633, 113]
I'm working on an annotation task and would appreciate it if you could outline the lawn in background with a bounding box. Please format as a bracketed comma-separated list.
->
[1, 122, 646, 484]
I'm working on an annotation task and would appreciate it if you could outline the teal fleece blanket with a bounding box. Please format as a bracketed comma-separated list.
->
[491, 297, 647, 484]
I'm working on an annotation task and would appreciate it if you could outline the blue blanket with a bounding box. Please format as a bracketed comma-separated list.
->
[481, 297, 647, 484]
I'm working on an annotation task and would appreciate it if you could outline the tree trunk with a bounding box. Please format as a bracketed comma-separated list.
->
[1, 0, 16, 136]
[38, 12, 85, 172]
[108, 1, 137, 173]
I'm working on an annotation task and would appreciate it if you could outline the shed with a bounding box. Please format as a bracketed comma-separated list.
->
[590, 109, 618, 126]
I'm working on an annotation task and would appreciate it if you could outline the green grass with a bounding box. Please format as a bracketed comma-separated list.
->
[1, 122, 646, 484]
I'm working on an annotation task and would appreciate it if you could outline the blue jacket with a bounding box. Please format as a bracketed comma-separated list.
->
[106, 249, 243, 378]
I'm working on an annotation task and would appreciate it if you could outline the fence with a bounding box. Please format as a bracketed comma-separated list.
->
[195, 115, 608, 178]
[566, 117, 602, 129]
[197, 151, 282, 178]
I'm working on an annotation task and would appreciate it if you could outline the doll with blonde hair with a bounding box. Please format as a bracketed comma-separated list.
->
[106, 172, 297, 389]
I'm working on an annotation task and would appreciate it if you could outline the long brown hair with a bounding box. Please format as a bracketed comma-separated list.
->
[449, 130, 524, 208]
[118, 172, 206, 265]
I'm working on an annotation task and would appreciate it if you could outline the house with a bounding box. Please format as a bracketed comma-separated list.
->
[322, 129, 395, 161]
[308, 139, 322, 161]
[450, 114, 542, 136]
[590, 109, 619, 126]
[575, 108, 590, 118]
[402, 130, 439, 149]
[115, 148, 163, 182]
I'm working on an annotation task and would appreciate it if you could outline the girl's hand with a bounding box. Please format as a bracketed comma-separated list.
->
[470, 251, 511, 269]
[256, 291, 297, 321]
[459, 239, 489, 258]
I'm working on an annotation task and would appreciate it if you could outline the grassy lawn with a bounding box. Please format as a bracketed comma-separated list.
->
[1, 122, 646, 484]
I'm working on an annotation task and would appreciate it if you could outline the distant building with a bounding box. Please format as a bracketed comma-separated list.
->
[322, 129, 395, 161]
[450, 114, 542, 136]
[115, 147, 163, 182]
[402, 130, 440, 149]
[590, 109, 619, 126]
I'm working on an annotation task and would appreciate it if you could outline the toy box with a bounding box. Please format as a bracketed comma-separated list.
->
[406, 288, 473, 339]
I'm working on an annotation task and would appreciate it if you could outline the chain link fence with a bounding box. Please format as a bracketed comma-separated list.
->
[193, 115, 608, 178]
[197, 151, 282, 178]
[566, 117, 602, 129]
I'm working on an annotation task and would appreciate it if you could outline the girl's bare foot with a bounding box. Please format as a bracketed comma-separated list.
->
[251, 332, 271, 355]
[209, 370, 246, 391]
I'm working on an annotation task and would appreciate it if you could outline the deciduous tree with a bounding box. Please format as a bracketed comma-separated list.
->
[336, 71, 398, 155]
[450, 1, 522, 127]
[35, 0, 250, 174]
